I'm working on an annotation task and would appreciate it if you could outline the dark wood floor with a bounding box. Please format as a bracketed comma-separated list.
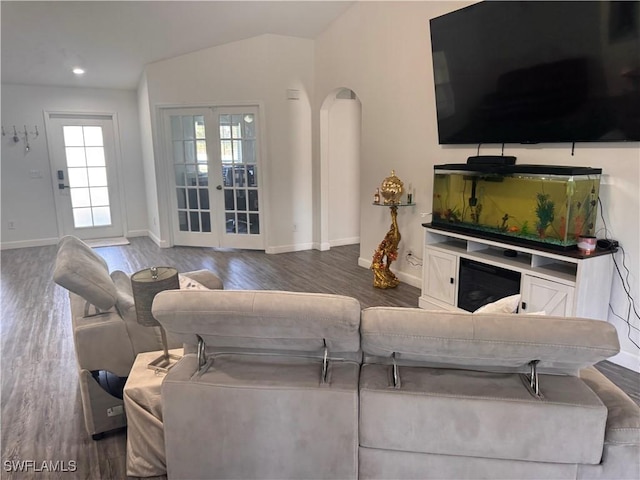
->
[1, 237, 638, 479]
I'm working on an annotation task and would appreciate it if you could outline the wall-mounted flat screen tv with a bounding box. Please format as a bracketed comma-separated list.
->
[430, 1, 640, 144]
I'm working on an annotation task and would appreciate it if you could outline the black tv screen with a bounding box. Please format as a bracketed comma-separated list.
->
[430, 1, 640, 144]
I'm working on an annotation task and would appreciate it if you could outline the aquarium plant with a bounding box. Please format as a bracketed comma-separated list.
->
[535, 193, 555, 238]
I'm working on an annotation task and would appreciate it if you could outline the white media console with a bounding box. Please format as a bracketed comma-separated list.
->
[419, 225, 614, 320]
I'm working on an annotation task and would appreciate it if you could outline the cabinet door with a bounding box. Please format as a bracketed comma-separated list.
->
[423, 249, 458, 306]
[521, 275, 574, 316]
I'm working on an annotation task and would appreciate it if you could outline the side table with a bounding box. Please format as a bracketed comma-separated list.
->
[124, 348, 183, 478]
[370, 202, 415, 288]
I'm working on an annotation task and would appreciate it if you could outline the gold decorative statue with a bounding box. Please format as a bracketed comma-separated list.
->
[371, 170, 408, 288]
[371, 206, 401, 288]
[380, 170, 404, 205]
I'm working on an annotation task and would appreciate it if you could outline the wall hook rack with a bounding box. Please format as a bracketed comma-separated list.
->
[2, 125, 39, 152]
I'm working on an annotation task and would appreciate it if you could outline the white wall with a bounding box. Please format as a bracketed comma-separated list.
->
[137, 73, 164, 245]
[327, 96, 361, 246]
[141, 34, 315, 252]
[314, 1, 640, 370]
[1, 84, 147, 248]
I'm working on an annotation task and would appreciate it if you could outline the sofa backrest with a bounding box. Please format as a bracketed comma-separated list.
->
[53, 235, 118, 311]
[361, 307, 620, 375]
[153, 289, 362, 360]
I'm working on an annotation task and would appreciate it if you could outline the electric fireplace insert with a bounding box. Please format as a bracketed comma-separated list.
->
[457, 258, 521, 312]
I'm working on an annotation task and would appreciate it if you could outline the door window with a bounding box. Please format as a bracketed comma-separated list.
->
[219, 113, 260, 235]
[62, 125, 114, 228]
[46, 114, 123, 240]
[171, 115, 211, 233]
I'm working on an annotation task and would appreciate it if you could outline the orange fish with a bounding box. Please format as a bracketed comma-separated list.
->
[508, 226, 519, 233]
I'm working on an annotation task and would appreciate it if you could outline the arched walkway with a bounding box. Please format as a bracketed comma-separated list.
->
[319, 88, 362, 250]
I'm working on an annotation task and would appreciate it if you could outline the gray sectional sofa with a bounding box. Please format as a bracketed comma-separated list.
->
[151, 289, 640, 480]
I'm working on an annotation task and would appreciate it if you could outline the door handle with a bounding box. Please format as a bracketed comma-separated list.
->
[58, 183, 70, 190]
[216, 185, 222, 190]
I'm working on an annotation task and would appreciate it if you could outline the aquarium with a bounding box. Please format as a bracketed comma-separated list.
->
[431, 164, 602, 250]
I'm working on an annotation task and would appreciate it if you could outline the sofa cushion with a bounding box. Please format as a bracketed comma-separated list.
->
[360, 307, 620, 375]
[162, 354, 359, 479]
[69, 297, 136, 376]
[53, 235, 118, 310]
[110, 270, 137, 322]
[473, 294, 521, 313]
[152, 290, 362, 357]
[179, 269, 224, 290]
[178, 274, 207, 290]
[579, 366, 640, 446]
[359, 364, 608, 465]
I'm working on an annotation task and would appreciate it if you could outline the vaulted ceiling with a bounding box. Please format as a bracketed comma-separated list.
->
[1, 1, 354, 90]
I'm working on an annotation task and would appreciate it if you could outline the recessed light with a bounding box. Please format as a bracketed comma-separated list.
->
[72, 68, 85, 75]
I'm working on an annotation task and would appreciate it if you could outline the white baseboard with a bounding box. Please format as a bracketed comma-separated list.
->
[358, 256, 370, 269]
[147, 230, 172, 248]
[396, 270, 422, 289]
[312, 240, 356, 251]
[314, 242, 331, 251]
[608, 350, 640, 373]
[125, 229, 147, 238]
[329, 236, 360, 248]
[1, 231, 148, 250]
[266, 242, 314, 254]
[0, 237, 59, 250]
[357, 256, 422, 289]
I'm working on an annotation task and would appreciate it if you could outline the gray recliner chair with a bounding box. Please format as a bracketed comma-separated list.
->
[53, 235, 223, 439]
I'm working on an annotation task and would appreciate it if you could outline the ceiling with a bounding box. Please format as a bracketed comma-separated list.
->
[1, 1, 354, 90]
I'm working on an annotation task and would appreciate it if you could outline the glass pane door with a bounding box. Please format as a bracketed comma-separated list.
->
[171, 114, 211, 234]
[63, 126, 112, 228]
[220, 113, 259, 236]
[164, 106, 263, 249]
[216, 107, 264, 249]
[166, 108, 220, 248]
[47, 114, 123, 240]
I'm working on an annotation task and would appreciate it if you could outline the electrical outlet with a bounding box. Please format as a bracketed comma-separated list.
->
[7, 221, 15, 230]
[405, 249, 423, 268]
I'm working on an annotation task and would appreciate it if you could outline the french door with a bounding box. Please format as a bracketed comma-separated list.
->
[46, 114, 124, 240]
[164, 106, 264, 249]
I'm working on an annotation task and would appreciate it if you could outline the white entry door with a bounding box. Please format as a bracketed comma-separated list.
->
[46, 114, 124, 240]
[164, 106, 264, 249]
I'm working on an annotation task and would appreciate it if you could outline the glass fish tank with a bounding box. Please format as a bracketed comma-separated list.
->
[431, 164, 602, 250]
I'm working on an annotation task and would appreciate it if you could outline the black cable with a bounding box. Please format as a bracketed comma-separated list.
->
[612, 247, 640, 322]
[598, 197, 640, 350]
[610, 305, 640, 350]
